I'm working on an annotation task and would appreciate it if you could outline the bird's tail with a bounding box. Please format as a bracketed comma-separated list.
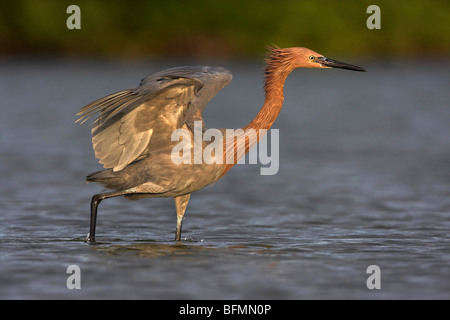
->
[86, 169, 122, 190]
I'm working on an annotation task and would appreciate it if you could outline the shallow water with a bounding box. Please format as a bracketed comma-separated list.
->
[0, 58, 449, 299]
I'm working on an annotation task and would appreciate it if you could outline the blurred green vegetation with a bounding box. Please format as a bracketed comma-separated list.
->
[0, 0, 449, 59]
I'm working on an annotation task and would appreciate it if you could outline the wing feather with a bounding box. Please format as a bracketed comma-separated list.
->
[76, 90, 133, 124]
[79, 79, 202, 171]
[77, 66, 232, 172]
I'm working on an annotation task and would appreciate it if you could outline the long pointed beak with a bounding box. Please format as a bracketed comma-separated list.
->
[317, 56, 366, 72]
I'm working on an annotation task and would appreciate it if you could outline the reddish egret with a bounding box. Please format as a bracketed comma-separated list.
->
[77, 46, 365, 242]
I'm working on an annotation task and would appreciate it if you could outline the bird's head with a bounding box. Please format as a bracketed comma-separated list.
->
[302, 48, 366, 72]
[266, 46, 366, 74]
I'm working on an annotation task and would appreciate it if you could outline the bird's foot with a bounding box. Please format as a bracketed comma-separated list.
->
[84, 233, 95, 243]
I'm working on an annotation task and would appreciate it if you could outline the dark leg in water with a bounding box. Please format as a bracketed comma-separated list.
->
[85, 191, 129, 243]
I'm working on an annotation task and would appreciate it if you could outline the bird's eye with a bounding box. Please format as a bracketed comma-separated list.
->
[309, 55, 315, 61]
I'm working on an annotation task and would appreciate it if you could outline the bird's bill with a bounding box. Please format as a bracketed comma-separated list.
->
[316, 56, 366, 72]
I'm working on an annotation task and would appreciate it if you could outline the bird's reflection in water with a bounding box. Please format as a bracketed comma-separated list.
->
[89, 239, 216, 258]
[90, 239, 274, 258]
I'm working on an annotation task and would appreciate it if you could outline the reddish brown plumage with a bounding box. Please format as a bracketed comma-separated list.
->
[220, 47, 313, 176]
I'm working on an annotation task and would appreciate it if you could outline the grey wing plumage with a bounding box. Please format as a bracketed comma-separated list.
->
[140, 66, 232, 130]
[76, 66, 232, 172]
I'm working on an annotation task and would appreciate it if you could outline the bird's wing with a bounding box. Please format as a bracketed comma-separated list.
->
[76, 77, 203, 172]
[139, 66, 232, 132]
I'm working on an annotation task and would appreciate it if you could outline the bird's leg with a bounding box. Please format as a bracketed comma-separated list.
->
[174, 194, 191, 241]
[85, 190, 130, 243]
[86, 193, 103, 243]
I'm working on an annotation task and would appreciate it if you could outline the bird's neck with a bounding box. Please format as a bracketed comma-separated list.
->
[244, 75, 287, 132]
[220, 70, 289, 176]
